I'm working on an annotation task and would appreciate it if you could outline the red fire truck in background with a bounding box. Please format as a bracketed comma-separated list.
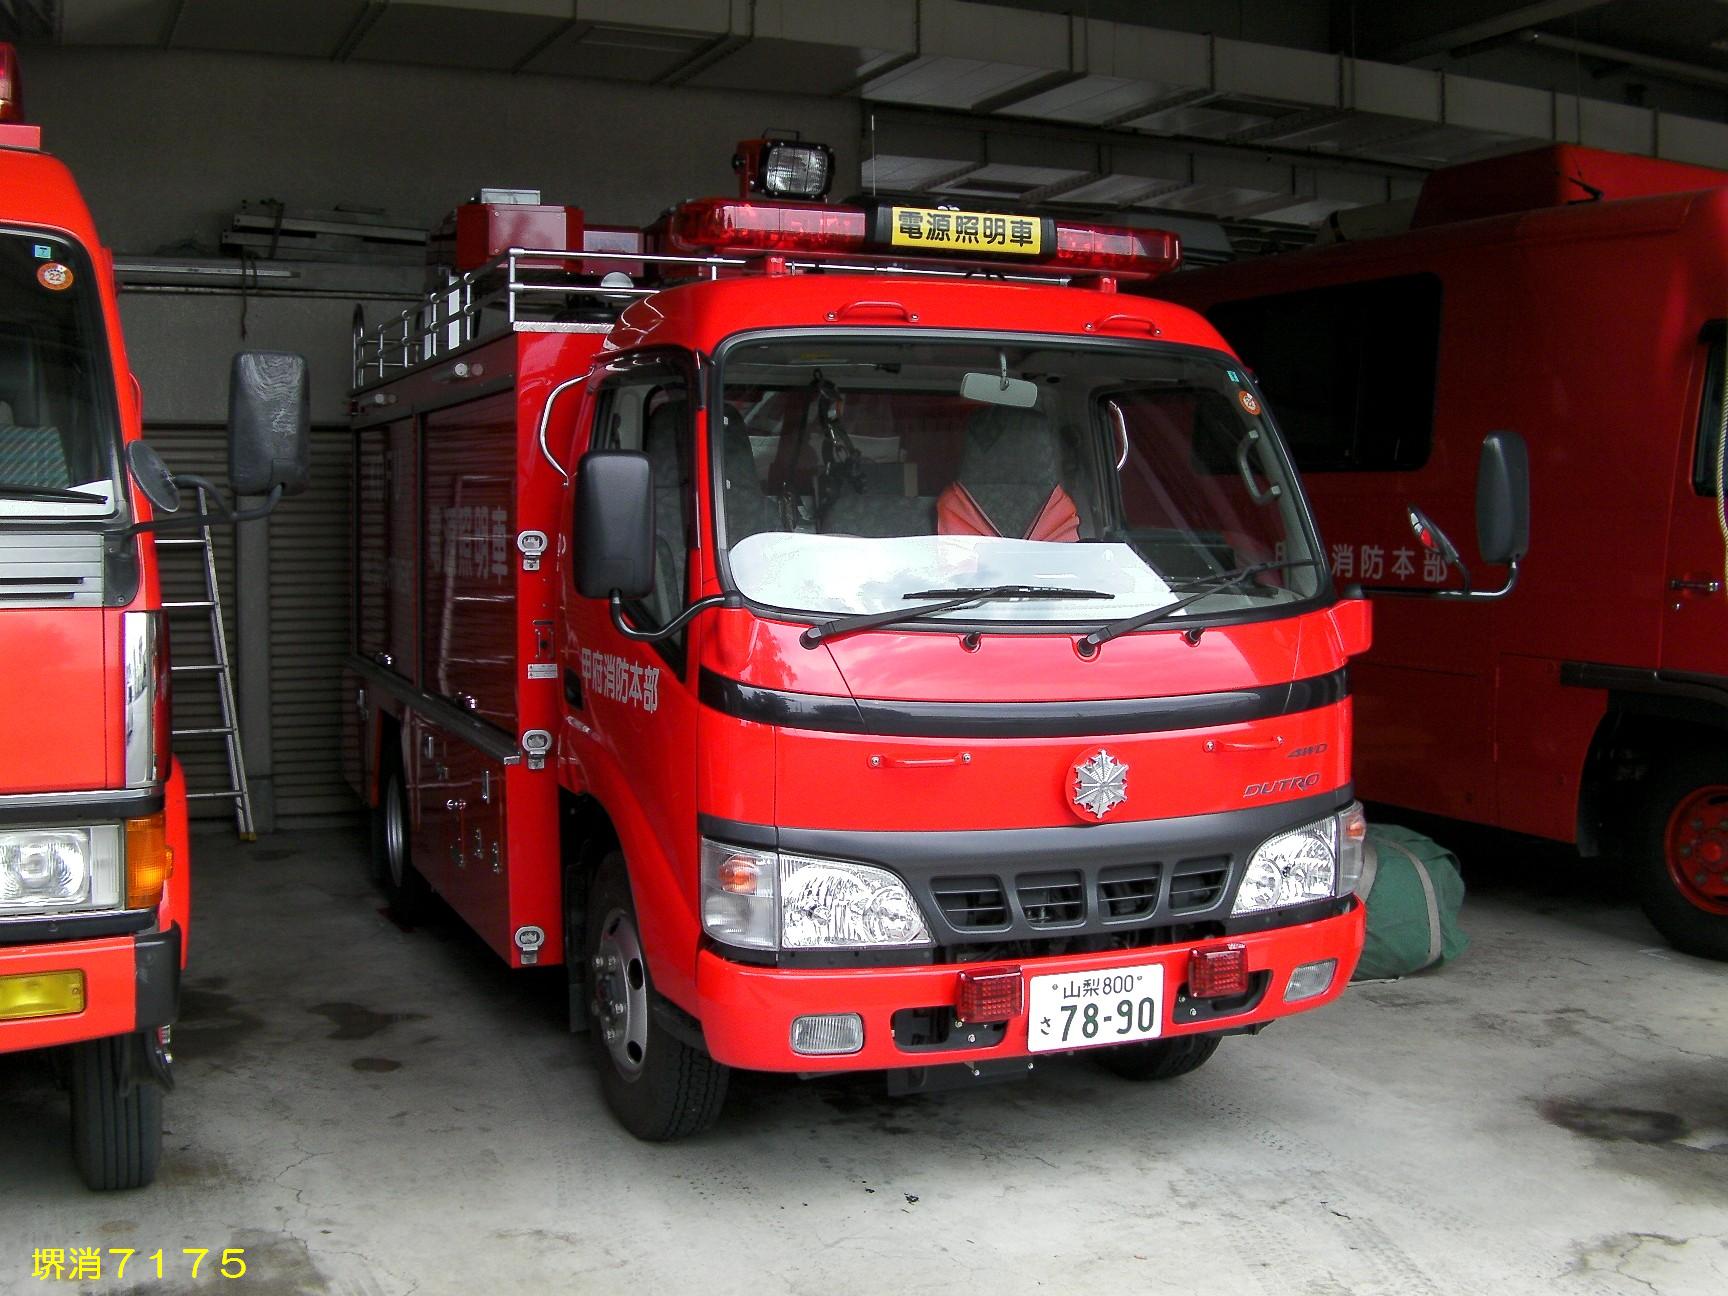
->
[0, 44, 308, 1189]
[343, 138, 1522, 1141]
[1159, 143, 1728, 961]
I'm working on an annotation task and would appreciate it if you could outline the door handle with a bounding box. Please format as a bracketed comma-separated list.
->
[1204, 736, 1285, 753]
[868, 752, 973, 768]
[1669, 577, 1723, 594]
[445, 798, 467, 812]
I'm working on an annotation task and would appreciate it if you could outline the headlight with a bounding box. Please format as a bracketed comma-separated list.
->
[700, 838, 932, 952]
[1231, 802, 1365, 916]
[780, 853, 930, 949]
[0, 826, 123, 916]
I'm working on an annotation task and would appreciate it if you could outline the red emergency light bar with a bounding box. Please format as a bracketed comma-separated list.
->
[668, 198, 868, 256]
[664, 196, 1179, 279]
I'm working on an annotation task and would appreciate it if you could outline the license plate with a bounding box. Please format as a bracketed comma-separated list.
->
[1026, 963, 1164, 1053]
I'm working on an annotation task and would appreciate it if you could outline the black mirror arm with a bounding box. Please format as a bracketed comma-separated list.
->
[123, 481, 284, 536]
[609, 591, 741, 642]
[1359, 557, 1521, 602]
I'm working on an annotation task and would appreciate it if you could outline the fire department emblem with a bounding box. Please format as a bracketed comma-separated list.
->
[1070, 749, 1130, 820]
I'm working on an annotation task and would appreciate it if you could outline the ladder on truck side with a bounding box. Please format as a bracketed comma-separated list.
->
[157, 485, 256, 839]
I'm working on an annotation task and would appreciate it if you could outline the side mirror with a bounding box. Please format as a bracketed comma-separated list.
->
[574, 450, 655, 600]
[228, 351, 310, 498]
[125, 441, 181, 514]
[1475, 429, 1529, 566]
[1390, 430, 1529, 602]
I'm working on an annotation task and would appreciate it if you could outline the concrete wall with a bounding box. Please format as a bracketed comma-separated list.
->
[27, 47, 862, 256]
[25, 47, 861, 420]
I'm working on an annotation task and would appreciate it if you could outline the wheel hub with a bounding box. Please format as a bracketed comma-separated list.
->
[593, 907, 649, 1077]
[1664, 785, 1728, 913]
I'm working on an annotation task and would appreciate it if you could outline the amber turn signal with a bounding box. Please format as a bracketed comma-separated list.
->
[125, 812, 173, 910]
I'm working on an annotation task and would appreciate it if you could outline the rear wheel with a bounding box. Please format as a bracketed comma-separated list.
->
[374, 756, 430, 921]
[1095, 1033, 1221, 1082]
[1634, 748, 1728, 960]
[584, 852, 727, 1140]
[69, 1034, 163, 1190]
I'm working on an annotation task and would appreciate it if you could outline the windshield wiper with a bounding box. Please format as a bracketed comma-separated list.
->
[801, 584, 1114, 649]
[0, 481, 106, 504]
[1079, 559, 1320, 651]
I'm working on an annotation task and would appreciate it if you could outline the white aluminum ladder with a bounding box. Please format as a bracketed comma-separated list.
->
[157, 485, 256, 839]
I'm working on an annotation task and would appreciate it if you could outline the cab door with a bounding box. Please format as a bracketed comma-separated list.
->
[1661, 324, 1728, 677]
[561, 353, 706, 995]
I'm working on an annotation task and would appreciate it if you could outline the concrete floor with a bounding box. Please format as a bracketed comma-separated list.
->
[2, 824, 1725, 1296]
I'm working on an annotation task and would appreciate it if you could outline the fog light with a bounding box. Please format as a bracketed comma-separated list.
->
[956, 966, 1023, 1023]
[0, 970, 85, 1021]
[1284, 959, 1337, 1003]
[791, 1013, 864, 1056]
[1189, 944, 1248, 997]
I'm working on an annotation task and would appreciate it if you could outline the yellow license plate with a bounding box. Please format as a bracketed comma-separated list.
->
[887, 205, 1045, 255]
[0, 970, 86, 1021]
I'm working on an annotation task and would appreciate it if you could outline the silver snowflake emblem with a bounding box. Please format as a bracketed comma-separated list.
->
[1072, 750, 1130, 819]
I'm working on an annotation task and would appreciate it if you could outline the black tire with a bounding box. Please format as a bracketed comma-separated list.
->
[584, 852, 727, 1140]
[1633, 747, 1728, 961]
[374, 755, 431, 921]
[69, 1035, 162, 1191]
[1095, 1032, 1222, 1082]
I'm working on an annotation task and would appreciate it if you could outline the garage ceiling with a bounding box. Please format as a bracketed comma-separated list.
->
[6, 0, 1728, 229]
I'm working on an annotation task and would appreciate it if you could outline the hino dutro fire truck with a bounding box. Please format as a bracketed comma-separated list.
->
[0, 43, 308, 1189]
[340, 136, 1476, 1141]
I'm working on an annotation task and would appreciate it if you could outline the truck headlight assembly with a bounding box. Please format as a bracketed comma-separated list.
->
[779, 853, 930, 949]
[700, 837, 932, 952]
[0, 826, 123, 916]
[1232, 802, 1365, 916]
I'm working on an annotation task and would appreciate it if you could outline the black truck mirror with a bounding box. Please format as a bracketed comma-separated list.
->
[228, 351, 310, 499]
[574, 450, 655, 601]
[125, 441, 181, 514]
[1380, 430, 1529, 602]
[1475, 429, 1530, 566]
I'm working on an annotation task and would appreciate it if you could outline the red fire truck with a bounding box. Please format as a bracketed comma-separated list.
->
[1159, 143, 1728, 960]
[342, 139, 1509, 1141]
[0, 43, 308, 1189]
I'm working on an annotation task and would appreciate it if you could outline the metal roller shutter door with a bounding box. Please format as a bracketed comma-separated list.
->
[268, 424, 355, 822]
[141, 423, 356, 826]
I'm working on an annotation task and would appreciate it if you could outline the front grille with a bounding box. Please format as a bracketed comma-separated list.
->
[1098, 863, 1163, 920]
[931, 875, 1009, 929]
[1168, 856, 1230, 913]
[1016, 870, 1084, 927]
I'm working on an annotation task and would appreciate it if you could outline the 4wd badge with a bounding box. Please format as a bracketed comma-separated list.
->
[1070, 749, 1130, 821]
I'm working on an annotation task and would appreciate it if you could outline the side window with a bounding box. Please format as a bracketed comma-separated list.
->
[1694, 331, 1724, 497]
[1208, 274, 1442, 473]
[583, 364, 695, 633]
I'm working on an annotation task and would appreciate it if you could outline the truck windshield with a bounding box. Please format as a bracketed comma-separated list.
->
[0, 229, 121, 519]
[715, 335, 1322, 625]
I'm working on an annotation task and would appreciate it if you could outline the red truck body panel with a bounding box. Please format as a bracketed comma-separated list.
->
[1157, 146, 1728, 915]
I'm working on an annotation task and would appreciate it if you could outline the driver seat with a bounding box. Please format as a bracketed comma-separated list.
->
[935, 406, 1080, 542]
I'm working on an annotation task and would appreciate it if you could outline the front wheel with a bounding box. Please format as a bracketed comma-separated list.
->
[1094, 1033, 1221, 1082]
[373, 757, 431, 921]
[1634, 748, 1728, 960]
[584, 852, 728, 1140]
[69, 1034, 163, 1190]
